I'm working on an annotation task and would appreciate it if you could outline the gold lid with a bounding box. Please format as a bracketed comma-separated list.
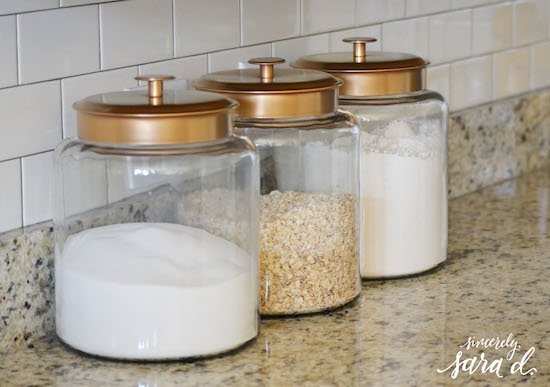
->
[292, 37, 429, 98]
[73, 75, 237, 145]
[194, 57, 342, 120]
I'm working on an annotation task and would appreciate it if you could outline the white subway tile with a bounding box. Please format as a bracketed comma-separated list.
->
[493, 48, 529, 99]
[0, 15, 16, 88]
[21, 151, 53, 226]
[139, 55, 208, 85]
[174, 0, 239, 57]
[0, 159, 21, 232]
[61, 67, 138, 139]
[208, 44, 272, 72]
[302, 0, 355, 35]
[0, 1, 57, 15]
[429, 10, 471, 64]
[450, 55, 492, 110]
[382, 17, 429, 58]
[329, 25, 381, 52]
[242, 0, 300, 45]
[273, 35, 330, 66]
[452, 0, 501, 8]
[61, 0, 111, 5]
[18, 6, 100, 84]
[406, 0, 451, 16]
[355, 0, 405, 25]
[472, 3, 513, 55]
[514, 0, 548, 46]
[530, 42, 550, 89]
[0, 81, 61, 161]
[100, 0, 173, 70]
[427, 64, 451, 104]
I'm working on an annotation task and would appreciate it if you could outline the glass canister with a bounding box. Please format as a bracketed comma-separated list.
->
[53, 75, 259, 360]
[294, 38, 448, 279]
[195, 58, 361, 316]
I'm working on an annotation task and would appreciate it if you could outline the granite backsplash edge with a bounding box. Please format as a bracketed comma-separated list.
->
[1, 87, 549, 352]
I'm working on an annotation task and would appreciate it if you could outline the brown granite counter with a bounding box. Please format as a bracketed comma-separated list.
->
[0, 166, 548, 386]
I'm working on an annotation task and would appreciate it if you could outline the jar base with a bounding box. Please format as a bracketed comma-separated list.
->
[361, 257, 447, 280]
[260, 291, 361, 318]
[56, 333, 258, 362]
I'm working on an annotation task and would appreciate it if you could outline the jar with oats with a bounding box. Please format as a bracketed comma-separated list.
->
[196, 57, 361, 315]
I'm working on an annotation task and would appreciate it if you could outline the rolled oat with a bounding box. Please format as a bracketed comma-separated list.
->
[260, 190, 360, 315]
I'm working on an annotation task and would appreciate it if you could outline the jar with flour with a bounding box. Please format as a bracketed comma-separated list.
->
[53, 75, 259, 359]
[294, 38, 448, 278]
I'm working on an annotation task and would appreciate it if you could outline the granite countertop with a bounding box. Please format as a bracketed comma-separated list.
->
[1, 166, 548, 386]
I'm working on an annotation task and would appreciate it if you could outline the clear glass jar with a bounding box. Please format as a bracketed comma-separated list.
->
[238, 114, 360, 315]
[343, 92, 447, 278]
[195, 58, 361, 315]
[53, 76, 259, 360]
[294, 38, 448, 279]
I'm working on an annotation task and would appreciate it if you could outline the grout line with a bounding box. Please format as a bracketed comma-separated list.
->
[448, 85, 548, 114]
[18, 157, 23, 227]
[0, 0, 123, 17]
[448, 59, 453, 109]
[171, 0, 175, 58]
[526, 43, 532, 93]
[0, 150, 56, 165]
[299, 0, 303, 36]
[512, 0, 517, 47]
[15, 14, 21, 85]
[469, 8, 474, 59]
[13, 14, 19, 85]
[239, 0, 243, 46]
[528, 43, 534, 90]
[59, 77, 66, 139]
[97, 4, 103, 71]
[491, 52, 496, 101]
[427, 14, 431, 60]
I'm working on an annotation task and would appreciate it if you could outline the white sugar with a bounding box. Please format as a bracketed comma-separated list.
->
[56, 222, 256, 359]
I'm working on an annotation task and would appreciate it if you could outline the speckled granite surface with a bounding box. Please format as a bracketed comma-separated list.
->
[0, 165, 548, 386]
[0, 224, 54, 351]
[448, 89, 550, 198]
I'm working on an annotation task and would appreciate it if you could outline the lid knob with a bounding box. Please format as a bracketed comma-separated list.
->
[248, 57, 285, 83]
[342, 37, 377, 62]
[135, 74, 175, 99]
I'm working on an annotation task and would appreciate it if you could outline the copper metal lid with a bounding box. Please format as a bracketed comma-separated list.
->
[194, 57, 342, 120]
[73, 75, 237, 145]
[292, 37, 429, 98]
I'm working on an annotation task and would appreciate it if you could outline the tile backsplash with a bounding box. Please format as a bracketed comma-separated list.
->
[0, 0, 549, 233]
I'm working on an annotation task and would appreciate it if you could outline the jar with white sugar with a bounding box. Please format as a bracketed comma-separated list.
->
[294, 38, 448, 278]
[53, 75, 259, 360]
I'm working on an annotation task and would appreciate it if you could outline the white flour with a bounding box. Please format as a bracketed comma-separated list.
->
[360, 120, 447, 277]
[56, 222, 256, 359]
